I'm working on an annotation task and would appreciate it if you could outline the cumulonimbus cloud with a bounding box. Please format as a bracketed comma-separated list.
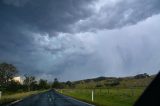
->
[73, 0, 160, 32]
[0, 0, 160, 81]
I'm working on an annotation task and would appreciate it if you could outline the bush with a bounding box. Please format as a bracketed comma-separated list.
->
[105, 79, 120, 87]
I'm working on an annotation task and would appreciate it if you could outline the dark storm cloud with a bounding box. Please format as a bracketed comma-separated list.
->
[0, 0, 160, 81]
[0, 0, 95, 77]
[74, 0, 160, 31]
[1, 0, 95, 34]
[0, 23, 39, 74]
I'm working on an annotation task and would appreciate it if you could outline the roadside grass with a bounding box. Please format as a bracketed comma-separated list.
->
[59, 88, 145, 106]
[0, 90, 48, 105]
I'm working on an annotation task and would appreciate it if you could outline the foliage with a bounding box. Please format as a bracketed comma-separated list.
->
[105, 79, 120, 87]
[23, 75, 37, 91]
[66, 81, 75, 88]
[52, 78, 60, 88]
[134, 73, 150, 79]
[96, 83, 103, 88]
[38, 79, 49, 89]
[0, 63, 18, 91]
[6, 80, 23, 92]
[0, 62, 21, 92]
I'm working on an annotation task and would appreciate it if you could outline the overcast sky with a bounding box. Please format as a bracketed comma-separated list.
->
[0, 0, 160, 81]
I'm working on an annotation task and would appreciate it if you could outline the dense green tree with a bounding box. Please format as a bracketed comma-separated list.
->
[65, 81, 75, 88]
[39, 79, 48, 89]
[66, 81, 72, 86]
[0, 63, 18, 90]
[6, 80, 23, 92]
[52, 78, 60, 88]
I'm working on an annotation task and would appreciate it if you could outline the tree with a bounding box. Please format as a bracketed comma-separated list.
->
[7, 80, 22, 92]
[39, 79, 48, 89]
[0, 63, 18, 89]
[66, 81, 75, 88]
[23, 75, 37, 91]
[134, 73, 150, 79]
[66, 81, 72, 86]
[52, 78, 60, 88]
[105, 79, 120, 87]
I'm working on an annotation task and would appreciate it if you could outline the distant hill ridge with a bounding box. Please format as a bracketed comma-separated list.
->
[70, 73, 156, 89]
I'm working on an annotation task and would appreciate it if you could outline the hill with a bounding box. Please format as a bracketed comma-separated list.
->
[69, 73, 155, 89]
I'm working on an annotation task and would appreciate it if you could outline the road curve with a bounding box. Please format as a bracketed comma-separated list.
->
[6, 90, 94, 106]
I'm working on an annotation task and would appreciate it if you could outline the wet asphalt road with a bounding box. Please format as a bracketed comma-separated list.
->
[6, 90, 94, 106]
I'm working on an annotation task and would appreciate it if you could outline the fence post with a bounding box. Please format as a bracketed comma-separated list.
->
[0, 91, 2, 99]
[131, 88, 134, 96]
[92, 90, 94, 102]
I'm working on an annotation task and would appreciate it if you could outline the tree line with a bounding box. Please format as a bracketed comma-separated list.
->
[0, 62, 74, 92]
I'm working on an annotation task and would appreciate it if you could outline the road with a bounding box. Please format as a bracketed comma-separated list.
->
[6, 90, 94, 106]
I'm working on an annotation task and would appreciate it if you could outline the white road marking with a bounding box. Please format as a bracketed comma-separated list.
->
[49, 98, 52, 102]
[7, 99, 23, 106]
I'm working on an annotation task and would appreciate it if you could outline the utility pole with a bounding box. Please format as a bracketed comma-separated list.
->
[28, 77, 30, 91]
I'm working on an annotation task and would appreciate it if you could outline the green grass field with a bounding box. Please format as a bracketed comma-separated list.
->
[59, 88, 145, 106]
[0, 90, 48, 105]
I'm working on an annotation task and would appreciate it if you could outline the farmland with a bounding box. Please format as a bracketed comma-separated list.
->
[58, 74, 155, 106]
[60, 88, 144, 106]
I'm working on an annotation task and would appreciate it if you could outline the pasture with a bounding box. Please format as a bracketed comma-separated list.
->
[60, 88, 145, 106]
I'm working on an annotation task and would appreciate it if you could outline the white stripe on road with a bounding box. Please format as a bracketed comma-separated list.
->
[7, 99, 22, 106]
[49, 98, 52, 102]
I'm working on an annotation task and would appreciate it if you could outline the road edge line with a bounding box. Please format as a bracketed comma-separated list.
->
[6, 99, 23, 106]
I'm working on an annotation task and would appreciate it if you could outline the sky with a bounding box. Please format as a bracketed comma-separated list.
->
[0, 0, 160, 81]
